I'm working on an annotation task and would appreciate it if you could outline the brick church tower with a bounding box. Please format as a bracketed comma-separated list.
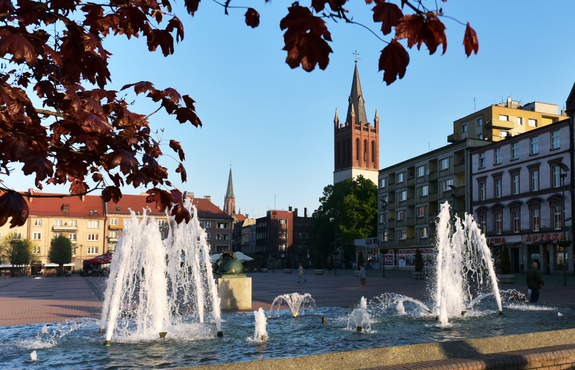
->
[333, 62, 379, 184]
[223, 167, 235, 216]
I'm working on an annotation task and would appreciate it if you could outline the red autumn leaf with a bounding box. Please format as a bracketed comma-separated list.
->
[104, 149, 139, 174]
[69, 179, 88, 195]
[245, 8, 259, 28]
[3, 135, 31, 159]
[378, 39, 409, 85]
[280, 5, 333, 72]
[169, 188, 190, 223]
[21, 155, 54, 186]
[92, 173, 103, 182]
[169, 140, 185, 161]
[395, 14, 447, 55]
[372, 0, 403, 35]
[102, 186, 122, 203]
[146, 187, 172, 212]
[126, 170, 150, 187]
[0, 192, 29, 228]
[176, 162, 187, 182]
[162, 87, 181, 103]
[311, 0, 347, 12]
[146, 29, 174, 57]
[463, 22, 479, 57]
[183, 0, 200, 16]
[0, 31, 38, 66]
[122, 81, 156, 95]
[166, 16, 184, 42]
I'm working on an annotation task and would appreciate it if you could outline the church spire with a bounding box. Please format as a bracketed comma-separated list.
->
[346, 61, 368, 126]
[223, 166, 235, 216]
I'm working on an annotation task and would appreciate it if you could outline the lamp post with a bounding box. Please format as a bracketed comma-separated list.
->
[557, 162, 569, 286]
[379, 197, 388, 278]
[330, 209, 339, 276]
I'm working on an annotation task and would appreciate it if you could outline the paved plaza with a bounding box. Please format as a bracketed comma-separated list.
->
[2, 267, 575, 368]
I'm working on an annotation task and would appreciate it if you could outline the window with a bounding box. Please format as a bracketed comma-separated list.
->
[554, 205, 562, 230]
[461, 123, 468, 133]
[443, 179, 453, 192]
[54, 220, 62, 226]
[110, 231, 118, 238]
[479, 134, 483, 140]
[511, 143, 519, 160]
[512, 211, 520, 233]
[494, 148, 501, 164]
[528, 118, 537, 127]
[110, 218, 118, 225]
[551, 130, 560, 149]
[399, 190, 407, 201]
[397, 172, 404, 183]
[517, 117, 523, 125]
[206, 233, 211, 240]
[479, 215, 486, 234]
[278, 220, 286, 225]
[417, 165, 425, 177]
[379, 178, 386, 189]
[531, 169, 539, 191]
[397, 210, 404, 221]
[87, 234, 99, 241]
[33, 232, 42, 240]
[421, 185, 428, 196]
[499, 115, 509, 121]
[87, 246, 99, 254]
[33, 246, 41, 254]
[553, 165, 561, 188]
[69, 220, 77, 227]
[512, 174, 519, 195]
[88, 221, 99, 228]
[89, 209, 98, 215]
[420, 227, 428, 238]
[532, 208, 540, 231]
[53, 233, 62, 238]
[479, 182, 486, 201]
[479, 153, 486, 168]
[400, 230, 407, 240]
[494, 179, 501, 198]
[12, 232, 22, 239]
[34, 219, 42, 226]
[417, 206, 425, 217]
[530, 137, 538, 154]
[440, 158, 449, 170]
[69, 233, 76, 241]
[476, 117, 483, 126]
[495, 213, 503, 235]
[204, 221, 211, 228]
[379, 214, 384, 224]
[216, 234, 230, 240]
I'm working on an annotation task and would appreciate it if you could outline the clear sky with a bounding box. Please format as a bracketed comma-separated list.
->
[8, 0, 575, 219]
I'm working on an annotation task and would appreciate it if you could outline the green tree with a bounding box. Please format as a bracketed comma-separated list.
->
[310, 176, 377, 267]
[48, 235, 73, 277]
[414, 248, 424, 272]
[500, 245, 511, 274]
[0, 234, 34, 276]
[285, 255, 292, 269]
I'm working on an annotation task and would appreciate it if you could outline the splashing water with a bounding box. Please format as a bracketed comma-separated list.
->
[250, 308, 268, 342]
[30, 351, 37, 361]
[100, 200, 221, 342]
[269, 293, 317, 317]
[433, 202, 502, 325]
[347, 297, 373, 332]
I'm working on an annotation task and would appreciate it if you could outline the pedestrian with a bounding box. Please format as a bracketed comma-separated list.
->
[328, 261, 332, 273]
[298, 263, 306, 283]
[527, 261, 544, 303]
[359, 264, 366, 287]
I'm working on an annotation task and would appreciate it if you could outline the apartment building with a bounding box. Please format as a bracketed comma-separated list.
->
[471, 119, 572, 274]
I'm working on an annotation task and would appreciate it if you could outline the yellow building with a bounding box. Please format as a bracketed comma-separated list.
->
[448, 97, 566, 143]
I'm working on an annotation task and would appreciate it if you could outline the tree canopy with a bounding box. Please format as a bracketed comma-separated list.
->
[310, 176, 377, 265]
[0, 0, 477, 228]
[48, 234, 73, 275]
[0, 233, 33, 265]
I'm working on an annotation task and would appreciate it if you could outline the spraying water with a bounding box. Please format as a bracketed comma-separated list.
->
[433, 202, 502, 325]
[347, 297, 373, 332]
[251, 308, 268, 342]
[100, 201, 222, 342]
[269, 293, 317, 317]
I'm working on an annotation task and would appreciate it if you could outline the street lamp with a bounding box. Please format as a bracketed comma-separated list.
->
[379, 197, 388, 278]
[557, 162, 569, 287]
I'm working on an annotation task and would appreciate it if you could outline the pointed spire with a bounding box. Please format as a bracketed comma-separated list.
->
[346, 61, 368, 126]
[226, 166, 234, 198]
[334, 108, 339, 126]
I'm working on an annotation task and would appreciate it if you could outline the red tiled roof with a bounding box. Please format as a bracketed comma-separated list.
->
[105, 194, 166, 216]
[191, 198, 233, 220]
[26, 193, 104, 218]
[235, 214, 246, 222]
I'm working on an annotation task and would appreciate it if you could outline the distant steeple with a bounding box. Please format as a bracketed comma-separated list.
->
[223, 166, 235, 216]
[346, 61, 368, 126]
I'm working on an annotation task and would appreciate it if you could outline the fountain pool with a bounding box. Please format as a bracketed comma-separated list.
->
[2, 298, 574, 369]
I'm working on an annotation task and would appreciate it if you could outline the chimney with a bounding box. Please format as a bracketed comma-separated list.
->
[304, 208, 307, 217]
[295, 208, 298, 217]
[289, 206, 292, 212]
[204, 195, 211, 201]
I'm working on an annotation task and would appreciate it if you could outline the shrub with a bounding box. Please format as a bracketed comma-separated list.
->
[315, 254, 322, 269]
[500, 245, 511, 274]
[414, 248, 424, 272]
[285, 255, 291, 269]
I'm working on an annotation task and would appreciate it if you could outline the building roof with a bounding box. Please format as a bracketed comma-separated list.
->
[105, 193, 166, 216]
[191, 197, 233, 220]
[26, 192, 105, 218]
[567, 81, 575, 115]
[226, 167, 234, 198]
[346, 62, 368, 125]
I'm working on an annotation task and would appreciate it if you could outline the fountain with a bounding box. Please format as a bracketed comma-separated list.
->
[2, 201, 575, 368]
[100, 201, 222, 343]
[268, 292, 317, 317]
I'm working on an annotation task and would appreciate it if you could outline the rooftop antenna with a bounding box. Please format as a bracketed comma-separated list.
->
[474, 97, 476, 111]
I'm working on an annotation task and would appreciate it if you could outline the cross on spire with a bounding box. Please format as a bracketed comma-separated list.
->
[353, 50, 360, 63]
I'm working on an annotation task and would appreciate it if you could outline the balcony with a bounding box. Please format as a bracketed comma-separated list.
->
[487, 119, 514, 129]
[454, 163, 465, 174]
[108, 237, 119, 243]
[109, 224, 123, 230]
[52, 225, 77, 232]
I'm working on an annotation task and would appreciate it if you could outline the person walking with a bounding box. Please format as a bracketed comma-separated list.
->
[359, 264, 366, 287]
[298, 263, 306, 283]
[527, 262, 544, 303]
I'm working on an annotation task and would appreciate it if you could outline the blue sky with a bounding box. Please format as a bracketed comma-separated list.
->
[9, 0, 575, 219]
